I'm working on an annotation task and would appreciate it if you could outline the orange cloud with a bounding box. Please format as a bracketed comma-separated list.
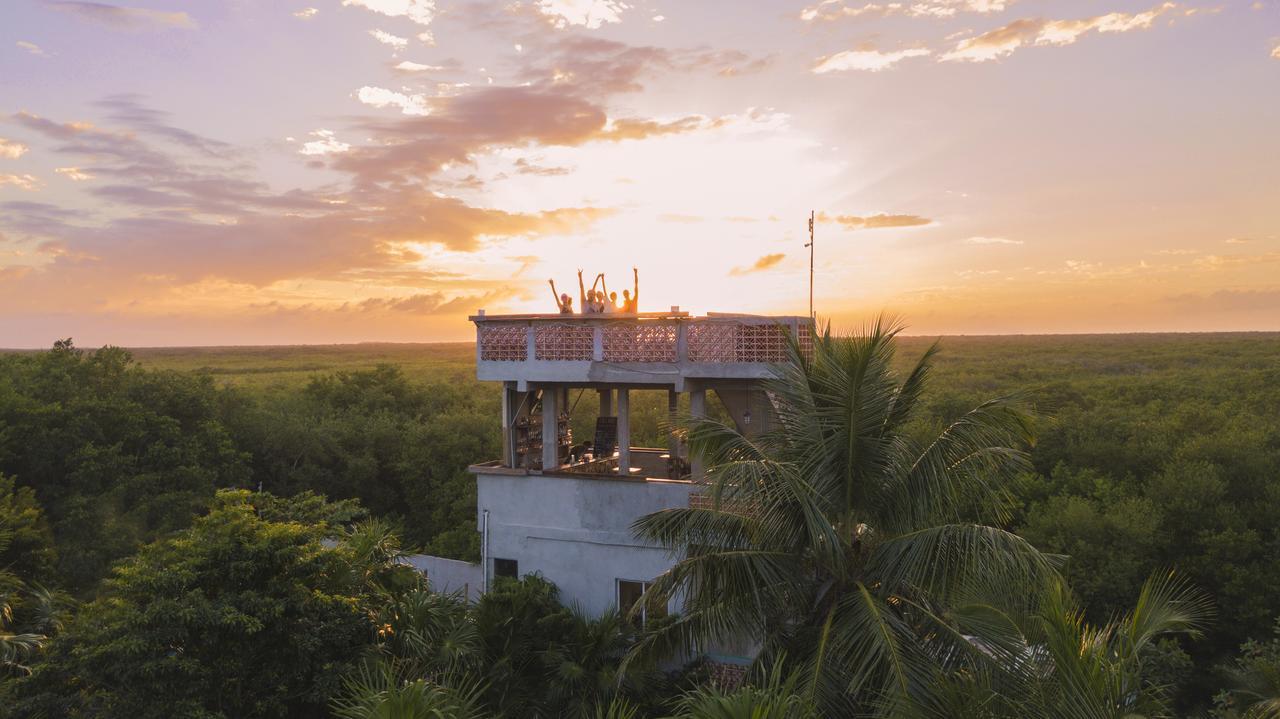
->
[819, 212, 933, 230]
[730, 253, 786, 275]
[0, 174, 42, 191]
[46, 1, 196, 30]
[941, 3, 1180, 62]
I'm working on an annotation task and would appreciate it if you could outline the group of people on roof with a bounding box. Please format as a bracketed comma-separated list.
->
[549, 268, 639, 314]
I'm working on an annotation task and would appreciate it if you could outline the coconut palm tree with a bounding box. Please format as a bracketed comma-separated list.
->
[330, 658, 487, 719]
[627, 318, 1057, 714]
[1, 582, 45, 676]
[1, 531, 59, 677]
[1028, 571, 1213, 718]
[666, 661, 818, 719]
[1215, 618, 1280, 719]
[938, 571, 1213, 719]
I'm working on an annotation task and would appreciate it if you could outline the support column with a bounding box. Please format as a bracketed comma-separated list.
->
[541, 387, 559, 471]
[616, 388, 630, 476]
[598, 388, 613, 417]
[501, 384, 514, 467]
[690, 385, 706, 481]
[667, 389, 679, 477]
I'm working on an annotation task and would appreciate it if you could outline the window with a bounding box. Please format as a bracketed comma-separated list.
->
[493, 558, 518, 579]
[618, 579, 667, 627]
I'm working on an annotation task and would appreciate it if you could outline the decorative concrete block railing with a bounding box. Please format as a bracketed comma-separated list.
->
[474, 313, 813, 366]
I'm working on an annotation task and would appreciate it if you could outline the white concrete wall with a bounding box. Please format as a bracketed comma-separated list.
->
[403, 554, 484, 601]
[476, 472, 696, 617]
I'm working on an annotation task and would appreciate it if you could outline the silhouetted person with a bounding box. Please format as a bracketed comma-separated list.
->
[622, 267, 639, 313]
[597, 274, 618, 313]
[578, 270, 593, 314]
[579, 270, 607, 313]
[548, 279, 573, 313]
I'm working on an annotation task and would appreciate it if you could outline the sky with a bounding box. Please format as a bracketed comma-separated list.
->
[1, 0, 1278, 347]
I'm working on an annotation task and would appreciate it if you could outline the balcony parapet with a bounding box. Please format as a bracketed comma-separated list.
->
[471, 312, 813, 387]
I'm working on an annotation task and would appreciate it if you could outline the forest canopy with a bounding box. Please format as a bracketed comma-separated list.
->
[1, 333, 1278, 716]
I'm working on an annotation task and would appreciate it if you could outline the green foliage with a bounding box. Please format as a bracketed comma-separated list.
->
[629, 320, 1057, 714]
[0, 341, 251, 590]
[341, 575, 668, 719]
[3, 331, 1279, 712]
[5, 495, 374, 719]
[0, 475, 57, 584]
[332, 660, 488, 719]
[229, 364, 496, 559]
[1214, 618, 1280, 719]
[666, 662, 818, 719]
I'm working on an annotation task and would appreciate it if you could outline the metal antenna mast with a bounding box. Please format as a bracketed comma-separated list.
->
[804, 211, 815, 320]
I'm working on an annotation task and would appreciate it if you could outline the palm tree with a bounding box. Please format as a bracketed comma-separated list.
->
[1216, 618, 1280, 719]
[331, 658, 487, 719]
[0, 585, 45, 676]
[628, 318, 1057, 713]
[374, 586, 483, 679]
[666, 661, 818, 719]
[1, 532, 60, 676]
[930, 571, 1213, 719]
[1030, 572, 1211, 718]
[541, 607, 648, 719]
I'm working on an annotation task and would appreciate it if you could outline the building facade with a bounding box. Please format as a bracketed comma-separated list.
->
[410, 310, 812, 621]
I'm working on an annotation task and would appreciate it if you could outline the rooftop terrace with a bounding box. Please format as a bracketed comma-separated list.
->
[472, 311, 813, 389]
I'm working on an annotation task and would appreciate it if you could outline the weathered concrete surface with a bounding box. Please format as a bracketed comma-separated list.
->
[403, 554, 483, 601]
[476, 471, 696, 617]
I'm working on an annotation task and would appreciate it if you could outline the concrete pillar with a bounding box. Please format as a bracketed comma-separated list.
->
[501, 384, 514, 467]
[617, 388, 630, 476]
[667, 389, 679, 477]
[542, 387, 559, 471]
[598, 388, 613, 417]
[690, 386, 706, 481]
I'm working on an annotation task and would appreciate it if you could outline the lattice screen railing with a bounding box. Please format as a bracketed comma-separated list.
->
[602, 322, 678, 362]
[687, 322, 808, 363]
[479, 319, 813, 364]
[534, 324, 594, 361]
[478, 323, 527, 361]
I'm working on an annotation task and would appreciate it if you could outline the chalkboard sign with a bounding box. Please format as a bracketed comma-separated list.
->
[593, 416, 618, 458]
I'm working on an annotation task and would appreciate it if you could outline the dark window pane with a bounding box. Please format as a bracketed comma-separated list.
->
[618, 580, 645, 618]
[494, 558, 518, 578]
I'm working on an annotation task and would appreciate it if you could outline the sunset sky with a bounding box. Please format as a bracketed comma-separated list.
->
[2, 0, 1278, 346]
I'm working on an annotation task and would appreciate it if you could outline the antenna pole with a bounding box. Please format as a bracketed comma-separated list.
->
[805, 211, 815, 320]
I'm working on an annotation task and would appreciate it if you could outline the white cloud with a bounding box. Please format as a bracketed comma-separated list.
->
[801, 0, 1013, 22]
[369, 29, 408, 50]
[1272, 41, 1280, 60]
[16, 40, 48, 56]
[342, 0, 435, 25]
[0, 174, 42, 191]
[297, 129, 351, 156]
[812, 47, 931, 73]
[355, 86, 430, 115]
[394, 60, 443, 72]
[55, 167, 94, 181]
[965, 236, 1023, 245]
[293, 7, 319, 19]
[0, 138, 29, 159]
[536, 0, 629, 29]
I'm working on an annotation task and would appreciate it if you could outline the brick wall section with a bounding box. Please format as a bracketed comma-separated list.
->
[706, 660, 748, 691]
[688, 492, 761, 518]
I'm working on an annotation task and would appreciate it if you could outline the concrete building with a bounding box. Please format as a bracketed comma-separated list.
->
[410, 310, 812, 622]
